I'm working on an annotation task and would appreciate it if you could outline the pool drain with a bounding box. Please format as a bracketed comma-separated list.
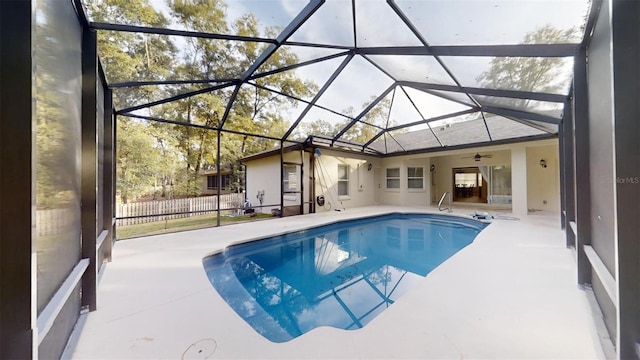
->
[182, 338, 217, 360]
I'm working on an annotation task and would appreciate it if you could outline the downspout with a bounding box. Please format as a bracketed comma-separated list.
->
[299, 146, 304, 215]
[310, 146, 316, 213]
[279, 141, 284, 217]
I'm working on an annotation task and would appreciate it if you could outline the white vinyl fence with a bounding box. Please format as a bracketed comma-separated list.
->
[116, 193, 245, 227]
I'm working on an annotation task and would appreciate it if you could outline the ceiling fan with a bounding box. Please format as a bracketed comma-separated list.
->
[462, 152, 493, 162]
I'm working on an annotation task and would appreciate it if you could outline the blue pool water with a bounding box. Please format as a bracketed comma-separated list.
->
[202, 213, 487, 343]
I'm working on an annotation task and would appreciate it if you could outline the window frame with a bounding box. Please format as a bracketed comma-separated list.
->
[283, 165, 298, 200]
[407, 166, 424, 191]
[385, 167, 400, 190]
[207, 174, 230, 191]
[207, 175, 216, 190]
[337, 164, 350, 198]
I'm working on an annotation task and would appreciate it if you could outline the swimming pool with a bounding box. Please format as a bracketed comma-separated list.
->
[202, 213, 487, 343]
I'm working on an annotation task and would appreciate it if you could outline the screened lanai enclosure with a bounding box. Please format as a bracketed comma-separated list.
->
[1, 0, 639, 359]
[84, 0, 591, 228]
[96, 0, 584, 154]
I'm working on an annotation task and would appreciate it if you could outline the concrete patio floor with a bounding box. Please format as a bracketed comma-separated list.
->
[70, 206, 605, 359]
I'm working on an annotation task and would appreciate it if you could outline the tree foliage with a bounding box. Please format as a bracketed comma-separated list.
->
[87, 0, 177, 108]
[35, 1, 82, 209]
[294, 95, 404, 146]
[88, 0, 315, 202]
[116, 121, 161, 203]
[342, 97, 392, 144]
[476, 25, 575, 109]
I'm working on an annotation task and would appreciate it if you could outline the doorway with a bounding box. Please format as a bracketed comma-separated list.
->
[452, 167, 488, 203]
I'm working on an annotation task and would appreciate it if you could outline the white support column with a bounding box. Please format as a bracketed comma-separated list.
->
[511, 146, 528, 217]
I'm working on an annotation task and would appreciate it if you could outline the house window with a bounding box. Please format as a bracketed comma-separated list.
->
[386, 167, 400, 189]
[283, 165, 298, 200]
[337, 164, 349, 196]
[207, 174, 230, 190]
[283, 165, 298, 192]
[407, 167, 424, 189]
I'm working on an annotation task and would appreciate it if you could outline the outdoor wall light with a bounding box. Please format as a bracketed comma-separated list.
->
[540, 159, 547, 168]
[367, 163, 373, 171]
[430, 164, 436, 172]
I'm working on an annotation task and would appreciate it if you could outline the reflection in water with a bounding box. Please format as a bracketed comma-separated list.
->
[203, 214, 486, 343]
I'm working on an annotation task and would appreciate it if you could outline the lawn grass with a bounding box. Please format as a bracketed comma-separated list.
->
[116, 212, 274, 240]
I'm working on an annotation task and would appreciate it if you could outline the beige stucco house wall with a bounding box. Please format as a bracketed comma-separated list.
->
[526, 143, 561, 213]
[243, 156, 281, 214]
[243, 138, 560, 217]
[244, 150, 311, 214]
[313, 149, 379, 212]
[376, 157, 432, 207]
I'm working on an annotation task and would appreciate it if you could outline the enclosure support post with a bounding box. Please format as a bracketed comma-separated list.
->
[558, 117, 566, 230]
[0, 1, 36, 357]
[611, 0, 640, 356]
[103, 88, 114, 262]
[561, 99, 576, 248]
[113, 113, 118, 240]
[81, 27, 98, 311]
[573, 48, 592, 286]
[216, 130, 221, 227]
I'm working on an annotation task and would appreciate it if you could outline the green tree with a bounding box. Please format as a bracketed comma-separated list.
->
[294, 119, 339, 140]
[293, 96, 396, 145]
[90, 0, 318, 198]
[161, 0, 233, 194]
[117, 121, 161, 203]
[166, 3, 316, 192]
[476, 25, 576, 109]
[228, 14, 316, 154]
[87, 0, 180, 201]
[146, 124, 181, 199]
[342, 97, 392, 144]
[86, 0, 177, 108]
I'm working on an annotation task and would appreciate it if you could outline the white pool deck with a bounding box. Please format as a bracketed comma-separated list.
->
[70, 206, 606, 359]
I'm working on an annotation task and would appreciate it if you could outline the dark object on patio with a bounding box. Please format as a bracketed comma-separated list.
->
[243, 200, 254, 214]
